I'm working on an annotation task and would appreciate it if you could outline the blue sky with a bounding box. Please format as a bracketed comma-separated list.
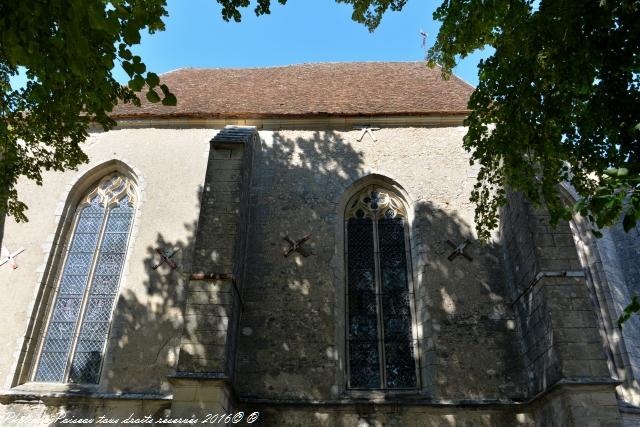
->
[11, 1, 490, 89]
[113, 0, 489, 86]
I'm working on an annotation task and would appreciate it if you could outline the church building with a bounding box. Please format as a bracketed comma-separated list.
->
[0, 62, 639, 426]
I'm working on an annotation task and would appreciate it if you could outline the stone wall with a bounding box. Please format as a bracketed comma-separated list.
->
[609, 218, 640, 379]
[234, 128, 526, 403]
[500, 191, 620, 424]
[0, 128, 210, 418]
[238, 403, 535, 426]
[568, 193, 640, 419]
[0, 125, 630, 425]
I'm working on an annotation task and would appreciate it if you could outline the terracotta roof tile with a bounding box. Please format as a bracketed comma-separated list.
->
[110, 62, 474, 119]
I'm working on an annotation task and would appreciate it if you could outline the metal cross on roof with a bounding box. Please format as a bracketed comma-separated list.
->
[1, 246, 25, 270]
[446, 238, 473, 262]
[283, 235, 312, 258]
[152, 247, 180, 270]
[354, 126, 381, 142]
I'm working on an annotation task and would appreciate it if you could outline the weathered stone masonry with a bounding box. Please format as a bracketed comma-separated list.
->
[170, 127, 256, 419]
[501, 191, 620, 425]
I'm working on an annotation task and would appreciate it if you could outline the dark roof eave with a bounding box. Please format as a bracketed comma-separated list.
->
[106, 110, 472, 121]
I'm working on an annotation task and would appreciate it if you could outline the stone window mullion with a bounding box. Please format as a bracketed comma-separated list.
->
[372, 216, 387, 389]
[62, 201, 110, 382]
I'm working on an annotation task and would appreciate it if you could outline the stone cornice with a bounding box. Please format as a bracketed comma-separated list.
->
[92, 114, 468, 131]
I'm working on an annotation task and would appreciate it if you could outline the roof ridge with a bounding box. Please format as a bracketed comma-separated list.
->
[160, 61, 429, 74]
[158, 62, 475, 89]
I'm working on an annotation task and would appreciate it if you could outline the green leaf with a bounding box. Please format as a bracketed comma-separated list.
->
[118, 44, 133, 60]
[122, 61, 134, 77]
[101, 54, 114, 69]
[623, 213, 636, 232]
[132, 62, 146, 75]
[618, 296, 640, 328]
[123, 26, 142, 45]
[146, 72, 160, 87]
[161, 92, 177, 106]
[128, 75, 145, 92]
[146, 89, 161, 103]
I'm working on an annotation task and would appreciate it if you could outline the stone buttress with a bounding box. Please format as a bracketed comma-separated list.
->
[501, 191, 621, 426]
[169, 126, 256, 419]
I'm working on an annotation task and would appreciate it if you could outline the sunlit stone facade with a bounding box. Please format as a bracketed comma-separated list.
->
[0, 64, 638, 426]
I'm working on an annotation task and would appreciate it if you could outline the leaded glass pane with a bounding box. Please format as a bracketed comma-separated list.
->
[82, 298, 114, 322]
[68, 351, 102, 384]
[36, 180, 135, 385]
[94, 253, 125, 276]
[382, 293, 411, 348]
[105, 213, 133, 233]
[63, 253, 94, 275]
[380, 265, 407, 293]
[378, 217, 416, 389]
[347, 218, 374, 269]
[59, 275, 89, 295]
[100, 233, 129, 253]
[50, 298, 82, 322]
[378, 217, 406, 246]
[349, 289, 378, 341]
[381, 292, 411, 322]
[348, 269, 375, 292]
[35, 200, 105, 382]
[44, 336, 72, 353]
[35, 352, 68, 382]
[349, 341, 381, 388]
[69, 233, 99, 253]
[379, 218, 409, 293]
[346, 189, 417, 390]
[90, 275, 120, 295]
[78, 321, 110, 339]
[349, 291, 377, 316]
[69, 197, 133, 384]
[384, 339, 417, 388]
[349, 314, 379, 340]
[44, 322, 76, 339]
[347, 217, 381, 388]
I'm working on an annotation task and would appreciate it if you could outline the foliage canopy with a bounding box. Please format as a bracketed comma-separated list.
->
[427, 0, 640, 241]
[0, 0, 176, 222]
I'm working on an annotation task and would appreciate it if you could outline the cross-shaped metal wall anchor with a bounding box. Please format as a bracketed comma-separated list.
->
[1, 246, 25, 270]
[152, 247, 180, 270]
[283, 235, 312, 257]
[446, 239, 473, 262]
[354, 126, 381, 142]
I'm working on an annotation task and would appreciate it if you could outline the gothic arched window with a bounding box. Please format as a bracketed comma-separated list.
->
[345, 186, 418, 389]
[34, 174, 137, 384]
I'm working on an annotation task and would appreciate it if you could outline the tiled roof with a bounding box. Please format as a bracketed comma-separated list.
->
[110, 62, 474, 119]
